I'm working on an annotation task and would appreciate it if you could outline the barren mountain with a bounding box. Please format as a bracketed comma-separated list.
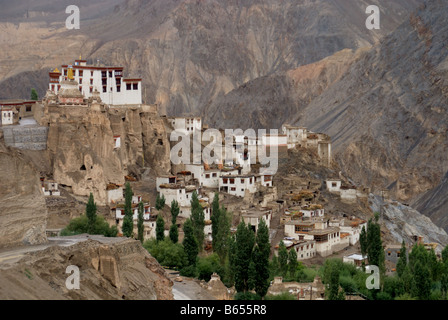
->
[292, 0, 448, 230]
[0, 0, 422, 112]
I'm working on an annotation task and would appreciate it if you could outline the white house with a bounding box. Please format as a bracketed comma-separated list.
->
[1, 108, 14, 126]
[49, 60, 142, 105]
[329, 217, 367, 246]
[219, 174, 257, 198]
[42, 180, 61, 196]
[156, 175, 177, 192]
[106, 184, 123, 204]
[284, 218, 346, 257]
[159, 184, 198, 218]
[242, 208, 272, 232]
[113, 136, 121, 149]
[281, 124, 308, 149]
[169, 117, 202, 135]
[343, 254, 368, 268]
[326, 179, 342, 193]
[293, 241, 317, 260]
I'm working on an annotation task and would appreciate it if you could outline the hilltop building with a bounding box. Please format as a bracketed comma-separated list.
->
[49, 59, 142, 106]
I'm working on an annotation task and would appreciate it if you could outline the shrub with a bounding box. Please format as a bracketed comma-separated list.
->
[61, 215, 118, 237]
[264, 292, 297, 300]
[143, 238, 187, 270]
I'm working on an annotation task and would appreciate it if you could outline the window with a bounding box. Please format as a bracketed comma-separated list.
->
[109, 71, 113, 77]
[205, 174, 210, 179]
[241, 178, 245, 183]
[79, 70, 83, 77]
[79, 78, 83, 84]
[103, 86, 107, 93]
[91, 71, 94, 77]
[117, 86, 121, 92]
[64, 69, 67, 76]
[223, 178, 228, 184]
[89, 87, 93, 93]
[90, 79, 93, 85]
[231, 187, 236, 191]
[126, 83, 132, 91]
[230, 179, 235, 184]
[332, 183, 337, 187]
[133, 83, 138, 90]
[212, 173, 217, 178]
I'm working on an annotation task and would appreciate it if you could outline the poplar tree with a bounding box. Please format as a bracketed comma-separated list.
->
[396, 240, 407, 278]
[211, 193, 221, 250]
[122, 182, 134, 237]
[215, 206, 231, 264]
[137, 201, 144, 243]
[233, 221, 255, 293]
[86, 193, 97, 234]
[278, 241, 289, 278]
[288, 247, 298, 278]
[190, 191, 205, 251]
[156, 194, 166, 211]
[31, 88, 38, 101]
[156, 215, 165, 242]
[169, 200, 180, 243]
[183, 218, 199, 267]
[253, 219, 271, 297]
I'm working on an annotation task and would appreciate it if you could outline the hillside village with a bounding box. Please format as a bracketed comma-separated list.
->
[0, 59, 446, 300]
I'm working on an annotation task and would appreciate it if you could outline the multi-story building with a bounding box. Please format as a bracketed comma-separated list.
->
[49, 59, 142, 106]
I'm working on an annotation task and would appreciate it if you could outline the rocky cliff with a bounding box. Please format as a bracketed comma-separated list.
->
[0, 132, 48, 248]
[0, 237, 174, 300]
[43, 104, 171, 205]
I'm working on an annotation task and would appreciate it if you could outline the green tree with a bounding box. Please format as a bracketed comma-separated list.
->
[85, 193, 97, 234]
[190, 191, 205, 251]
[233, 221, 255, 293]
[288, 248, 298, 278]
[278, 241, 289, 278]
[143, 238, 187, 270]
[413, 261, 431, 300]
[61, 215, 117, 237]
[169, 200, 180, 243]
[183, 218, 199, 267]
[137, 201, 144, 243]
[360, 226, 367, 257]
[214, 206, 231, 264]
[211, 192, 221, 250]
[252, 219, 271, 298]
[324, 260, 345, 300]
[396, 241, 407, 278]
[366, 219, 385, 274]
[156, 215, 165, 242]
[122, 182, 134, 237]
[169, 224, 179, 243]
[31, 88, 38, 101]
[156, 194, 166, 211]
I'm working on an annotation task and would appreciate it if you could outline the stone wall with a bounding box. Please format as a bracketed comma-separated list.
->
[2, 126, 48, 150]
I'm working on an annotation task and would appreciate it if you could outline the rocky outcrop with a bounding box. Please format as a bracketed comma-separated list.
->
[0, 238, 174, 300]
[0, 134, 48, 248]
[370, 194, 448, 250]
[43, 105, 170, 205]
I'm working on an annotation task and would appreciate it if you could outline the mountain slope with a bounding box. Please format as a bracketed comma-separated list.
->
[0, 0, 422, 113]
[290, 0, 448, 230]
